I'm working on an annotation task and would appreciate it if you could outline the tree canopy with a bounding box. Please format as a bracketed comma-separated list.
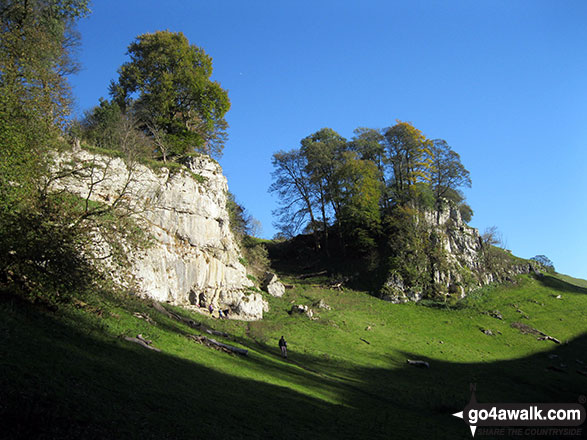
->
[109, 31, 230, 160]
[0, 0, 89, 212]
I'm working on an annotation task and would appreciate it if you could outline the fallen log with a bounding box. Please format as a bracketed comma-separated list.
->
[187, 334, 248, 356]
[206, 328, 229, 337]
[537, 336, 561, 344]
[359, 338, 371, 345]
[407, 359, 430, 368]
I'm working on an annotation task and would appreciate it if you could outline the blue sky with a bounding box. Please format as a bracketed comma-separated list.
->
[70, 1, 587, 279]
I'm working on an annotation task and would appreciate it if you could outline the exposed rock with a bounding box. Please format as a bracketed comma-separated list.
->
[380, 201, 535, 304]
[316, 299, 332, 310]
[490, 310, 503, 320]
[51, 149, 266, 320]
[290, 304, 314, 319]
[262, 272, 285, 297]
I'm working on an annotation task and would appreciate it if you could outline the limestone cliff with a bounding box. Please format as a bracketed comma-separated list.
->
[52, 148, 266, 320]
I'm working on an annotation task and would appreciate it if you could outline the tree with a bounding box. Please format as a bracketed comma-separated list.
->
[350, 127, 390, 211]
[429, 139, 471, 222]
[110, 31, 230, 159]
[300, 128, 348, 251]
[530, 255, 555, 272]
[383, 121, 432, 205]
[269, 149, 320, 247]
[0, 0, 89, 212]
[337, 151, 382, 251]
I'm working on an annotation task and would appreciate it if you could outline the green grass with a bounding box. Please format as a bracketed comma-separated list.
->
[1, 272, 586, 439]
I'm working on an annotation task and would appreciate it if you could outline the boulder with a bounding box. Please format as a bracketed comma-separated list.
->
[262, 272, 285, 297]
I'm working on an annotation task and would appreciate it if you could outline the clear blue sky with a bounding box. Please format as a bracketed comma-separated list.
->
[70, 0, 587, 279]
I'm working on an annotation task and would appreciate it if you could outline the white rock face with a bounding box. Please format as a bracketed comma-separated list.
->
[51, 150, 266, 320]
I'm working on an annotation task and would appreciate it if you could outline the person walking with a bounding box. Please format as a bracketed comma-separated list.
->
[278, 336, 287, 359]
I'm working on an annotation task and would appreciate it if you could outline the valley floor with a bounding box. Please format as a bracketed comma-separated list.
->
[1, 273, 586, 439]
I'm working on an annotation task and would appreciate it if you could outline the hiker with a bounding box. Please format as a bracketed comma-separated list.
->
[208, 304, 214, 314]
[218, 309, 224, 318]
[278, 336, 287, 358]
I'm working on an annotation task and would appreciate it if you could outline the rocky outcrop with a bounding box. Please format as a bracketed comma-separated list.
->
[51, 149, 266, 320]
[381, 202, 534, 304]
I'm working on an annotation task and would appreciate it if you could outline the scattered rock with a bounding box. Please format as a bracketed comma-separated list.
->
[365, 325, 372, 331]
[481, 328, 494, 336]
[576, 359, 584, 365]
[548, 354, 559, 360]
[316, 298, 332, 310]
[555, 295, 562, 299]
[546, 365, 567, 373]
[262, 272, 285, 297]
[490, 310, 503, 320]
[289, 304, 314, 319]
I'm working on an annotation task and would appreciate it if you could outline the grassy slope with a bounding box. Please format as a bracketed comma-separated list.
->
[1, 272, 586, 439]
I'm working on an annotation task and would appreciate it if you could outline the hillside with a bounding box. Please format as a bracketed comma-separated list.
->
[2, 270, 586, 439]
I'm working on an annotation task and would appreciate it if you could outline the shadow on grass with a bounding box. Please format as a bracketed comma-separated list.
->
[536, 274, 587, 295]
[1, 292, 586, 440]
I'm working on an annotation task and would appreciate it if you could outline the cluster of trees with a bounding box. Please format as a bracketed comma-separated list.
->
[270, 122, 472, 295]
[78, 31, 230, 161]
[271, 122, 472, 252]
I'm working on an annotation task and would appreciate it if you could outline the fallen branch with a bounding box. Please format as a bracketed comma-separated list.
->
[511, 322, 560, 343]
[152, 301, 201, 329]
[207, 338, 249, 356]
[359, 338, 370, 345]
[298, 270, 328, 280]
[124, 335, 161, 352]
